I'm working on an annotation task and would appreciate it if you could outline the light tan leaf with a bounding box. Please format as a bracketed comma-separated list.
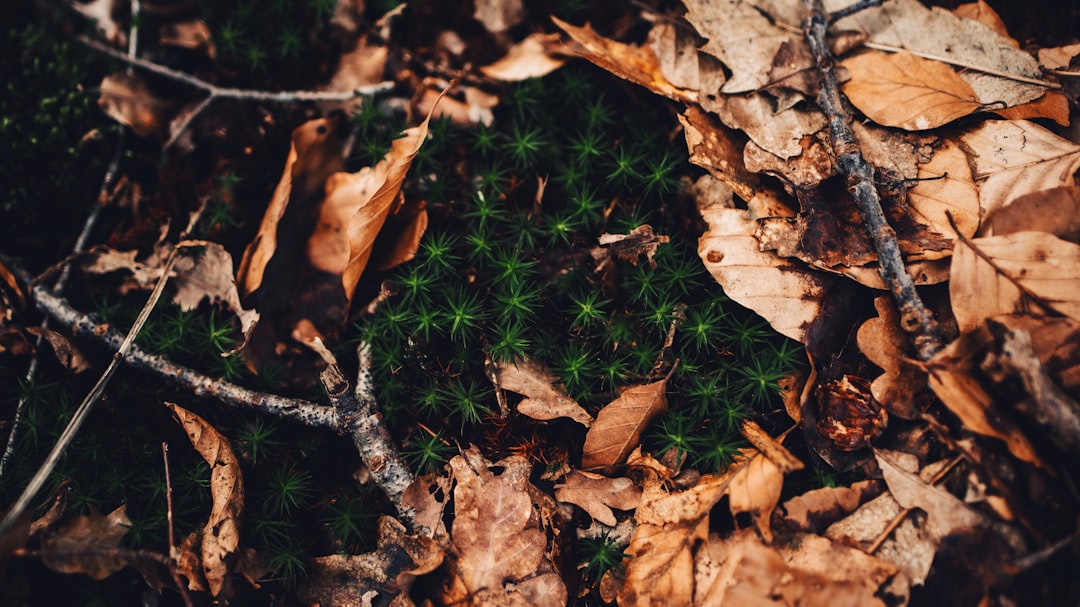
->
[480, 33, 567, 81]
[906, 138, 980, 251]
[778, 479, 880, 533]
[727, 449, 784, 542]
[983, 185, 1080, 241]
[98, 72, 175, 138]
[696, 177, 832, 343]
[682, 0, 794, 93]
[835, 0, 1045, 108]
[71, 0, 125, 46]
[1038, 43, 1080, 70]
[237, 117, 345, 298]
[552, 17, 697, 104]
[950, 231, 1080, 333]
[648, 21, 706, 91]
[166, 402, 244, 597]
[496, 358, 592, 427]
[696, 531, 903, 606]
[473, 0, 523, 34]
[952, 1, 1013, 44]
[842, 51, 981, 131]
[926, 327, 1044, 467]
[618, 473, 733, 606]
[39, 505, 132, 580]
[875, 450, 991, 540]
[555, 470, 642, 526]
[739, 420, 803, 473]
[443, 447, 566, 607]
[308, 90, 445, 306]
[321, 35, 387, 107]
[990, 90, 1071, 126]
[582, 377, 671, 471]
[959, 120, 1080, 219]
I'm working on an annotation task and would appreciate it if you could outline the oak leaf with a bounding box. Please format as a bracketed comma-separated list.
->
[582, 377, 670, 471]
[496, 358, 592, 427]
[842, 50, 981, 131]
[555, 470, 642, 526]
[166, 402, 244, 597]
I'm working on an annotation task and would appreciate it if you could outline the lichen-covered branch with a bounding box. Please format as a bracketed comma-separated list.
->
[321, 345, 417, 531]
[803, 0, 945, 360]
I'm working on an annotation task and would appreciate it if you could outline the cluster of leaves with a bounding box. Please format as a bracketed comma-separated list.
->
[350, 65, 802, 478]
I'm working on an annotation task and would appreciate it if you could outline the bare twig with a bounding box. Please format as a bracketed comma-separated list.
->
[321, 344, 418, 533]
[863, 42, 1063, 90]
[868, 455, 963, 554]
[78, 36, 395, 148]
[161, 441, 195, 607]
[803, 0, 945, 360]
[0, 248, 181, 542]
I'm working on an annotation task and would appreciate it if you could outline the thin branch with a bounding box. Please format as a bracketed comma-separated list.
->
[803, 0, 945, 360]
[0, 248, 182, 541]
[79, 36, 395, 102]
[321, 344, 418, 533]
[863, 42, 1062, 90]
[828, 0, 885, 22]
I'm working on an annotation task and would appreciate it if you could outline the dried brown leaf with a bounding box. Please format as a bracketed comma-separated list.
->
[552, 17, 697, 104]
[582, 377, 670, 471]
[171, 241, 260, 354]
[778, 479, 881, 534]
[38, 505, 132, 580]
[473, 0, 523, 34]
[857, 297, 930, 419]
[166, 402, 244, 597]
[159, 20, 216, 59]
[98, 72, 174, 138]
[984, 185, 1080, 241]
[25, 327, 90, 374]
[618, 473, 733, 606]
[727, 449, 784, 542]
[952, 1, 1014, 44]
[680, 106, 767, 203]
[480, 33, 567, 81]
[950, 231, 1080, 333]
[696, 178, 833, 343]
[959, 119, 1080, 219]
[443, 447, 566, 606]
[590, 224, 670, 272]
[555, 470, 642, 526]
[496, 358, 592, 427]
[842, 50, 981, 130]
[706, 92, 826, 160]
[682, 0, 794, 94]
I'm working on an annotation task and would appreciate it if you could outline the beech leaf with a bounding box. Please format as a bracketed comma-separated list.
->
[841, 51, 981, 131]
[166, 402, 244, 597]
[582, 376, 671, 471]
[950, 231, 1080, 333]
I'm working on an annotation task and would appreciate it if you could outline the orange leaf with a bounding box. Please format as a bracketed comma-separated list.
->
[582, 377, 670, 471]
[842, 51, 981, 130]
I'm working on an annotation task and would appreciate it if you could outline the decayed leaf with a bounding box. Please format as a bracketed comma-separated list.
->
[98, 72, 175, 138]
[960, 119, 1080, 219]
[696, 176, 833, 343]
[555, 470, 642, 526]
[296, 516, 443, 607]
[682, 0, 793, 94]
[950, 231, 1080, 333]
[618, 473, 733, 606]
[857, 297, 930, 419]
[496, 358, 592, 427]
[926, 325, 1044, 467]
[38, 505, 132, 580]
[552, 17, 697, 104]
[842, 51, 981, 131]
[582, 376, 671, 471]
[308, 90, 445, 305]
[480, 33, 567, 81]
[680, 106, 768, 203]
[166, 403, 244, 597]
[443, 447, 566, 606]
[590, 225, 670, 272]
